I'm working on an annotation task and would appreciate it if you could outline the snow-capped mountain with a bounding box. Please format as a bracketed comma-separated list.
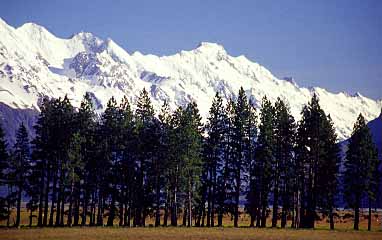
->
[1, 18, 381, 141]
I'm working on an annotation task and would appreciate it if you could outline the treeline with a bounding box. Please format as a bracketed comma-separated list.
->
[0, 87, 380, 230]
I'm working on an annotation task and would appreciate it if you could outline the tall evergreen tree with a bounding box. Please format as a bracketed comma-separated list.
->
[203, 92, 227, 227]
[0, 123, 9, 223]
[316, 115, 340, 230]
[11, 123, 30, 227]
[66, 133, 85, 226]
[232, 87, 250, 227]
[295, 94, 328, 228]
[344, 114, 378, 230]
[245, 100, 258, 227]
[255, 96, 275, 228]
[134, 88, 157, 226]
[272, 98, 296, 228]
[76, 93, 96, 226]
[101, 96, 121, 226]
[118, 96, 135, 227]
[158, 101, 172, 227]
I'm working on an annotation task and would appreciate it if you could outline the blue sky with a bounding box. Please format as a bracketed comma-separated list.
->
[1, 0, 381, 99]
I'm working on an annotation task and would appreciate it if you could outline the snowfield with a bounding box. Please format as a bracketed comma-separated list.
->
[0, 18, 381, 140]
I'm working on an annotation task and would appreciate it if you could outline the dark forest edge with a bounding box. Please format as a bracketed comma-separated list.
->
[0, 87, 380, 231]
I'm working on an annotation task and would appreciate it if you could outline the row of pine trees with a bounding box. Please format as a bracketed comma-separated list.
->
[0, 87, 379, 230]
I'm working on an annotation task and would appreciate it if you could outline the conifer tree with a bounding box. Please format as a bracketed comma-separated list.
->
[232, 87, 250, 227]
[76, 93, 96, 226]
[101, 97, 120, 226]
[204, 92, 227, 227]
[255, 96, 275, 228]
[118, 96, 135, 227]
[316, 115, 340, 230]
[245, 100, 258, 227]
[344, 114, 378, 230]
[31, 97, 55, 226]
[66, 133, 85, 226]
[0, 123, 9, 222]
[134, 88, 157, 226]
[182, 102, 203, 227]
[11, 123, 30, 227]
[272, 98, 296, 228]
[157, 101, 172, 226]
[295, 94, 327, 228]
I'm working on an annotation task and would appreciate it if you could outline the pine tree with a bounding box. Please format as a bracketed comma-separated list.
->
[182, 102, 203, 227]
[245, 100, 258, 227]
[31, 97, 54, 226]
[221, 98, 236, 226]
[344, 113, 378, 230]
[168, 102, 203, 227]
[255, 96, 275, 228]
[66, 133, 85, 226]
[273, 98, 296, 228]
[232, 87, 250, 227]
[316, 114, 340, 230]
[0, 123, 9, 222]
[76, 93, 96, 226]
[203, 92, 227, 227]
[118, 96, 135, 227]
[53, 96, 76, 226]
[11, 123, 30, 227]
[101, 97, 120, 226]
[134, 88, 157, 226]
[295, 93, 327, 228]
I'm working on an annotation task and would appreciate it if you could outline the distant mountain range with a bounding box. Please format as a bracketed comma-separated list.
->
[0, 18, 381, 145]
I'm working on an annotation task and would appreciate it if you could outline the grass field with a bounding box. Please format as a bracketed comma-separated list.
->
[1, 209, 382, 239]
[1, 227, 382, 240]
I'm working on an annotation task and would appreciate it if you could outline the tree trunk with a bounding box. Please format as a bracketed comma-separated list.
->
[329, 207, 334, 230]
[29, 208, 33, 227]
[234, 171, 240, 228]
[43, 167, 51, 226]
[182, 206, 187, 226]
[354, 206, 359, 230]
[15, 186, 22, 227]
[38, 165, 45, 227]
[171, 171, 178, 226]
[217, 209, 223, 227]
[281, 205, 287, 228]
[368, 199, 372, 231]
[272, 185, 279, 228]
[73, 197, 80, 226]
[97, 191, 103, 226]
[52, 171, 60, 226]
[107, 190, 116, 226]
[256, 207, 261, 227]
[188, 177, 192, 227]
[119, 199, 124, 226]
[163, 190, 169, 227]
[55, 167, 63, 226]
[67, 178, 75, 226]
[155, 173, 161, 227]
[250, 211, 255, 227]
[261, 204, 267, 228]
[60, 192, 65, 225]
[81, 187, 88, 226]
[207, 181, 211, 227]
[125, 203, 131, 227]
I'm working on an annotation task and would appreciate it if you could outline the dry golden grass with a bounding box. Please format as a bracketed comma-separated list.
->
[1, 209, 381, 239]
[0, 227, 382, 240]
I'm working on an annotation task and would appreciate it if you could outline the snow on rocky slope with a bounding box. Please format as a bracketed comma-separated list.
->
[0, 18, 381, 141]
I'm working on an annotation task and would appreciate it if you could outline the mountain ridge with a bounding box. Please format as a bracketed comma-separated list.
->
[0, 18, 381, 141]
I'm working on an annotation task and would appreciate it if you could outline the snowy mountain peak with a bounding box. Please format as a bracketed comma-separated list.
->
[0, 19, 381, 140]
[195, 42, 226, 55]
